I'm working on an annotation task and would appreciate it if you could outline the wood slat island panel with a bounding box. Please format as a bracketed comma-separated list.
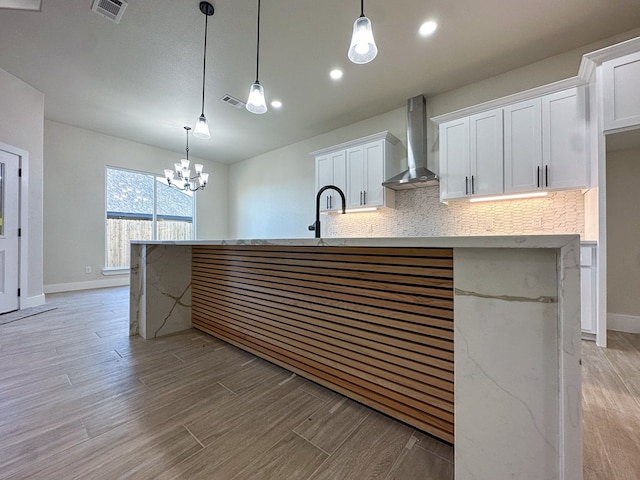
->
[191, 244, 454, 443]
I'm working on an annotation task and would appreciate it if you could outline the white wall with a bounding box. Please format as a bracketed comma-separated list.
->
[44, 120, 228, 291]
[0, 67, 44, 305]
[606, 146, 640, 331]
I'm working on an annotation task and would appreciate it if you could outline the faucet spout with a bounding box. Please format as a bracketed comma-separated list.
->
[308, 185, 346, 238]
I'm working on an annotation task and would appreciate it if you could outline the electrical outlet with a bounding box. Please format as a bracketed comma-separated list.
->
[85, 266, 92, 274]
[533, 217, 543, 228]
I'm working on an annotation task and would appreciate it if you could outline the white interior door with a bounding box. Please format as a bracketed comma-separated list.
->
[0, 149, 19, 314]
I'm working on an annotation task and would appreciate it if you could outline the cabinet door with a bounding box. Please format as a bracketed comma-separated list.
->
[470, 108, 503, 197]
[346, 146, 365, 208]
[316, 151, 346, 212]
[603, 51, 640, 131]
[580, 246, 597, 334]
[316, 155, 333, 212]
[543, 87, 588, 190]
[581, 267, 596, 334]
[504, 98, 542, 193]
[363, 140, 385, 207]
[439, 118, 470, 201]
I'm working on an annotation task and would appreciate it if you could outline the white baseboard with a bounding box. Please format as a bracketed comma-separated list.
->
[44, 277, 130, 294]
[608, 313, 640, 334]
[22, 293, 46, 309]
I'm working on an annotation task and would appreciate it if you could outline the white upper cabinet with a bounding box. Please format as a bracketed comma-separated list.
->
[504, 99, 542, 193]
[312, 131, 399, 210]
[439, 118, 470, 200]
[346, 145, 365, 207]
[470, 109, 504, 197]
[440, 109, 503, 201]
[504, 87, 588, 193]
[440, 86, 588, 201]
[603, 51, 640, 132]
[347, 139, 391, 208]
[542, 87, 588, 190]
[315, 151, 346, 212]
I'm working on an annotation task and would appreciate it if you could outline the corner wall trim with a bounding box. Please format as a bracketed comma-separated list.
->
[44, 277, 130, 294]
[608, 313, 640, 334]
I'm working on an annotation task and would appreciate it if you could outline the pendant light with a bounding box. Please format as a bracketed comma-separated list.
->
[246, 0, 267, 114]
[348, 0, 377, 64]
[164, 126, 209, 192]
[194, 2, 215, 139]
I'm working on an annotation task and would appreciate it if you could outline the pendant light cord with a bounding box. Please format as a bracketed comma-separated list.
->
[200, 13, 209, 116]
[360, 0, 364, 17]
[254, 0, 261, 83]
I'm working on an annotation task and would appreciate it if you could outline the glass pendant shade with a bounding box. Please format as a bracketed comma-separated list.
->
[246, 82, 268, 114]
[348, 16, 377, 64]
[193, 114, 210, 139]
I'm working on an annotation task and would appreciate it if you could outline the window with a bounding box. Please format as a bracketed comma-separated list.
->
[105, 167, 194, 268]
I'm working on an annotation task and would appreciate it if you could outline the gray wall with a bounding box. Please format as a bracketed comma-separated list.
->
[43, 120, 229, 290]
[0, 67, 44, 305]
[606, 146, 640, 320]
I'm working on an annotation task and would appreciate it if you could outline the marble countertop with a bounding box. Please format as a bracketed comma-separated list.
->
[132, 234, 579, 250]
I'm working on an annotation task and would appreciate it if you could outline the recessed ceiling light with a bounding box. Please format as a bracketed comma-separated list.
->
[330, 69, 344, 80]
[419, 20, 438, 36]
[271, 100, 282, 109]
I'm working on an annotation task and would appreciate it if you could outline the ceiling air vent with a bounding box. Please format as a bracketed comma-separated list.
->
[221, 94, 246, 110]
[91, 0, 128, 24]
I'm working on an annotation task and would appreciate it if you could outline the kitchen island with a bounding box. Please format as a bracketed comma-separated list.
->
[129, 235, 582, 480]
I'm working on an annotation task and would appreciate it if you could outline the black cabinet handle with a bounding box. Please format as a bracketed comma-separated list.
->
[471, 176, 475, 195]
[545, 165, 549, 187]
[537, 166, 540, 188]
[363, 191, 366, 205]
[465, 176, 469, 195]
[359, 191, 363, 205]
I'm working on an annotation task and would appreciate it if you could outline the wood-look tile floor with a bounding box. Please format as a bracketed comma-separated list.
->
[3, 287, 640, 479]
[0, 287, 453, 480]
[582, 331, 640, 480]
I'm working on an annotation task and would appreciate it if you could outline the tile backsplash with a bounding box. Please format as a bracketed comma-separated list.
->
[324, 187, 585, 238]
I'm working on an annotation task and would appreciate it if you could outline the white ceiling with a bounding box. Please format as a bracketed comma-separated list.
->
[1, 0, 640, 164]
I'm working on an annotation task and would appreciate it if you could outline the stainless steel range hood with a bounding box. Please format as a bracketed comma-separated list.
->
[382, 94, 438, 190]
